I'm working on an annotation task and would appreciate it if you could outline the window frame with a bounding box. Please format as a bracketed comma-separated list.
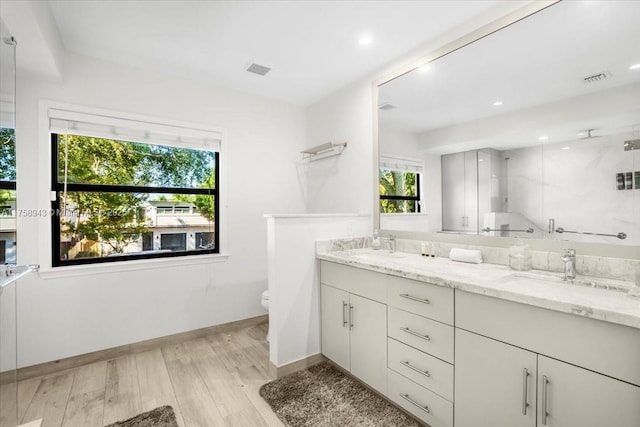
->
[379, 168, 422, 214]
[50, 133, 220, 267]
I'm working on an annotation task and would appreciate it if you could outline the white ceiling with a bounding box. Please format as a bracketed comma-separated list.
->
[378, 0, 640, 149]
[46, 0, 508, 106]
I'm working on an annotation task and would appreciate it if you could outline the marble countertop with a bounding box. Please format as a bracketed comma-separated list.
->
[317, 248, 640, 329]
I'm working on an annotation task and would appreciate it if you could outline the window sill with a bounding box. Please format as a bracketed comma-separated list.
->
[38, 253, 229, 280]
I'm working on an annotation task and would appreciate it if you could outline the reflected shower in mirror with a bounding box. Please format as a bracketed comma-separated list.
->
[377, 0, 640, 245]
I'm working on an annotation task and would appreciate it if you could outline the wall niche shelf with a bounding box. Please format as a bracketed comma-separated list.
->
[301, 141, 347, 161]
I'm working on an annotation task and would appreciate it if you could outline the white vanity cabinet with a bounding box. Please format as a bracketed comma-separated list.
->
[535, 355, 640, 427]
[386, 275, 455, 427]
[455, 291, 640, 427]
[320, 262, 387, 394]
[455, 328, 537, 427]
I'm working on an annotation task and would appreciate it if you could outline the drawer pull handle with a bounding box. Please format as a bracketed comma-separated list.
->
[400, 293, 430, 304]
[342, 301, 348, 328]
[401, 360, 430, 377]
[349, 304, 354, 330]
[522, 368, 529, 415]
[542, 375, 549, 425]
[400, 393, 430, 414]
[401, 327, 430, 341]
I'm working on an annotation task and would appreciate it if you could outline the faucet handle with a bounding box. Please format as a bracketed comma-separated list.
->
[563, 248, 576, 257]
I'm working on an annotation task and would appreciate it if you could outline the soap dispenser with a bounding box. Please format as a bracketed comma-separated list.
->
[372, 229, 381, 250]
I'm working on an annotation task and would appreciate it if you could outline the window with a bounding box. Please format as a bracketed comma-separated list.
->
[50, 110, 221, 266]
[0, 127, 16, 264]
[379, 154, 423, 214]
[160, 233, 186, 251]
[195, 232, 215, 249]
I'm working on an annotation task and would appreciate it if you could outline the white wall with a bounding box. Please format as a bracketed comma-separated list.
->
[304, 81, 374, 214]
[265, 214, 370, 368]
[14, 52, 307, 367]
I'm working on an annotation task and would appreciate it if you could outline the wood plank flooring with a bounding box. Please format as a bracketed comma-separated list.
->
[2, 319, 283, 427]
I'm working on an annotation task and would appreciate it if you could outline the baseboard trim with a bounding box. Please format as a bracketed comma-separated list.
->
[6, 315, 268, 383]
[269, 353, 326, 378]
[17, 419, 43, 427]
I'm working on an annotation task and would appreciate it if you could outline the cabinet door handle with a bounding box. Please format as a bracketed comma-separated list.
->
[400, 327, 430, 341]
[400, 393, 430, 414]
[399, 293, 430, 305]
[401, 360, 430, 377]
[522, 368, 529, 415]
[342, 301, 348, 328]
[542, 375, 549, 425]
[349, 304, 354, 330]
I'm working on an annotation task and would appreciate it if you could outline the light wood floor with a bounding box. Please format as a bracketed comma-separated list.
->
[1, 319, 284, 427]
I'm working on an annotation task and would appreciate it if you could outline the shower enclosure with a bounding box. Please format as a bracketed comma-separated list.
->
[0, 22, 18, 427]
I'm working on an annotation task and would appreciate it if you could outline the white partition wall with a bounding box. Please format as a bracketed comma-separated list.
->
[265, 214, 370, 371]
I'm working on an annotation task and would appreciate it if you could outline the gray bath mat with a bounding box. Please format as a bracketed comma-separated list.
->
[259, 362, 421, 426]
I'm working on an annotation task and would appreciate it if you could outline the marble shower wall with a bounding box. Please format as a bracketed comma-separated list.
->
[505, 132, 639, 246]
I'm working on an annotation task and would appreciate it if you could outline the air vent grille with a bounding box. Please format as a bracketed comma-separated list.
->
[583, 71, 610, 84]
[379, 103, 397, 111]
[246, 63, 271, 76]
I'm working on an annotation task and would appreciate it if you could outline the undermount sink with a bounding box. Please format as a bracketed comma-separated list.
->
[502, 270, 633, 293]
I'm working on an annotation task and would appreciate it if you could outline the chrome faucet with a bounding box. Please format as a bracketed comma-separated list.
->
[382, 235, 396, 252]
[561, 248, 576, 280]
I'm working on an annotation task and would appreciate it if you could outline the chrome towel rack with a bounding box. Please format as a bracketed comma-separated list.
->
[301, 141, 347, 161]
[0, 264, 39, 292]
[555, 227, 627, 240]
[482, 227, 534, 233]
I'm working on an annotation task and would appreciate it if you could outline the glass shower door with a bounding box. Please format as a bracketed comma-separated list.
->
[0, 23, 18, 427]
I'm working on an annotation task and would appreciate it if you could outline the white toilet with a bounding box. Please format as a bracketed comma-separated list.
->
[261, 290, 270, 342]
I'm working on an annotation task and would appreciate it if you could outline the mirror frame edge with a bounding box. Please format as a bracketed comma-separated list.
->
[372, 0, 640, 261]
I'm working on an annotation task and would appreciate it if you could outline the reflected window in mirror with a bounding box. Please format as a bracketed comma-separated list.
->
[379, 154, 423, 214]
[0, 127, 16, 264]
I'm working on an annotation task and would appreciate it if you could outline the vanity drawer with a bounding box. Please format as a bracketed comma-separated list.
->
[320, 261, 386, 303]
[387, 275, 453, 325]
[388, 306, 454, 363]
[387, 368, 453, 427]
[388, 338, 453, 401]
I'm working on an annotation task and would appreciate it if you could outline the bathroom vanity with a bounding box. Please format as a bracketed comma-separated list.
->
[317, 248, 640, 427]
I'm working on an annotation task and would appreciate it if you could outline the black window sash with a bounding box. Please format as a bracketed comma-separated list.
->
[50, 133, 220, 266]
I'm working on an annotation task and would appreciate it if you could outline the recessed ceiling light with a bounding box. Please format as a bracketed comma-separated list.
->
[630, 63, 640, 71]
[538, 135, 549, 141]
[493, 101, 503, 107]
[418, 65, 431, 72]
[359, 34, 373, 46]
[561, 146, 571, 150]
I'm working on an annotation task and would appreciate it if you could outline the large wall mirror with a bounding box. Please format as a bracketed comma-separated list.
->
[377, 1, 640, 247]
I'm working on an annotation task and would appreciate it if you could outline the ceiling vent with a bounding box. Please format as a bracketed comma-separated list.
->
[246, 63, 271, 76]
[583, 71, 611, 84]
[379, 102, 397, 111]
